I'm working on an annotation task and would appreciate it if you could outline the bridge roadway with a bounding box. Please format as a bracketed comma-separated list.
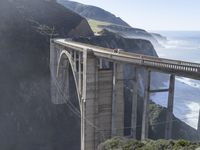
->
[54, 39, 200, 80]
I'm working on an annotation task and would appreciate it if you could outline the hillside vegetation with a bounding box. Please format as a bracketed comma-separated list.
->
[88, 19, 111, 33]
[98, 137, 200, 150]
[58, 0, 167, 48]
[57, 0, 130, 27]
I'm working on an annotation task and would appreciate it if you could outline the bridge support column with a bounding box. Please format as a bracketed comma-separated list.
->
[50, 40, 57, 103]
[141, 70, 151, 140]
[111, 63, 124, 137]
[111, 63, 117, 137]
[131, 67, 138, 139]
[82, 50, 97, 150]
[165, 74, 175, 139]
[50, 40, 66, 104]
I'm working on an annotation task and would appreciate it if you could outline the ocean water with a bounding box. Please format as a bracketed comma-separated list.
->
[151, 31, 200, 129]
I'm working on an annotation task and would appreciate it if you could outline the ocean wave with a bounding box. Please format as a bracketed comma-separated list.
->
[161, 39, 200, 50]
[153, 32, 200, 129]
[176, 77, 200, 89]
[151, 78, 200, 129]
[184, 102, 200, 129]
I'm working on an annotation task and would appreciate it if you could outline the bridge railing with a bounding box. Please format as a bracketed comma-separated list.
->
[98, 50, 200, 73]
[143, 58, 198, 72]
[118, 51, 200, 71]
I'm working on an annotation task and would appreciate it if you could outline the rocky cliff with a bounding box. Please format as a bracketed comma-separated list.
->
[0, 0, 92, 150]
[74, 30, 157, 56]
[98, 26, 162, 48]
[57, 0, 130, 27]
[58, 0, 164, 48]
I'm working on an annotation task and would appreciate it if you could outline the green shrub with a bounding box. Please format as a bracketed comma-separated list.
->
[99, 138, 200, 150]
[174, 140, 190, 147]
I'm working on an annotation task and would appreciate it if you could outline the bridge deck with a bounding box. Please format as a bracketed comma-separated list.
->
[54, 39, 200, 80]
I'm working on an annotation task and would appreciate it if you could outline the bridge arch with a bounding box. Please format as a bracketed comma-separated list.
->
[57, 50, 81, 108]
[56, 49, 82, 150]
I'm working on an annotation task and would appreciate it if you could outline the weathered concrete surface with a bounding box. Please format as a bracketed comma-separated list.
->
[113, 64, 124, 136]
[165, 75, 175, 139]
[97, 70, 113, 143]
[141, 70, 151, 140]
[82, 51, 97, 150]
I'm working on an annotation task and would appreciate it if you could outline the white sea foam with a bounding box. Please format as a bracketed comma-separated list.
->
[183, 102, 200, 129]
[176, 77, 200, 89]
[152, 31, 200, 130]
[151, 79, 200, 129]
[162, 39, 199, 50]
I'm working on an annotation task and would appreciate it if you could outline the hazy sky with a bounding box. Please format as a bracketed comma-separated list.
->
[71, 0, 200, 31]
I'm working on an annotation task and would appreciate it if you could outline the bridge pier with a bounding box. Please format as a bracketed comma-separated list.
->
[131, 67, 138, 139]
[50, 40, 57, 103]
[111, 63, 124, 137]
[165, 74, 175, 139]
[81, 53, 124, 150]
[96, 69, 113, 144]
[82, 50, 97, 150]
[111, 63, 117, 137]
[141, 70, 151, 140]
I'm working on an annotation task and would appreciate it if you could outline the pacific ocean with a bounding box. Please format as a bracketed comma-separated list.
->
[151, 31, 200, 129]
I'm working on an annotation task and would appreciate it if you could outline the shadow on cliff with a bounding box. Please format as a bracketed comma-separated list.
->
[0, 0, 92, 149]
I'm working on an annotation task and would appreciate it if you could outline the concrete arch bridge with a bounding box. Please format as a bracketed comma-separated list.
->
[50, 39, 200, 150]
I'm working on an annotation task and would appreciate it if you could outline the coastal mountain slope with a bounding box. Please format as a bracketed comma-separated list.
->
[58, 0, 166, 48]
[0, 0, 92, 150]
[98, 27, 161, 48]
[57, 0, 130, 27]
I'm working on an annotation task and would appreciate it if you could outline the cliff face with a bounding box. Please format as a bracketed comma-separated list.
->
[0, 0, 92, 150]
[99, 26, 162, 48]
[57, 0, 164, 48]
[57, 0, 130, 27]
[73, 31, 157, 56]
